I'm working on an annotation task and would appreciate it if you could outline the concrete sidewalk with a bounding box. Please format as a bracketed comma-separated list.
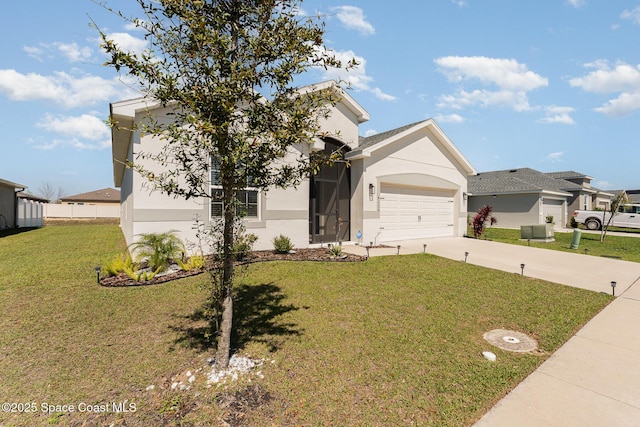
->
[343, 237, 640, 426]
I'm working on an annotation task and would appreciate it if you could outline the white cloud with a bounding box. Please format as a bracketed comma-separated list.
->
[37, 113, 109, 140]
[435, 56, 548, 91]
[364, 129, 378, 137]
[23, 45, 45, 61]
[539, 106, 576, 124]
[546, 151, 564, 162]
[103, 32, 148, 56]
[54, 42, 93, 63]
[319, 48, 395, 101]
[569, 61, 640, 116]
[434, 113, 465, 123]
[451, 0, 467, 7]
[621, 7, 640, 25]
[434, 56, 547, 112]
[0, 69, 138, 108]
[331, 6, 375, 36]
[34, 113, 111, 150]
[566, 0, 585, 8]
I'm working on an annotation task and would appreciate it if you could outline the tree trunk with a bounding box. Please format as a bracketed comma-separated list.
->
[215, 293, 233, 368]
[216, 179, 236, 369]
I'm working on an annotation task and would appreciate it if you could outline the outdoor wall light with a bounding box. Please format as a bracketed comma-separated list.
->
[464, 251, 469, 262]
[520, 263, 525, 276]
[397, 245, 401, 255]
[611, 281, 617, 296]
[423, 244, 427, 253]
[463, 192, 468, 201]
[369, 183, 375, 196]
[94, 266, 101, 284]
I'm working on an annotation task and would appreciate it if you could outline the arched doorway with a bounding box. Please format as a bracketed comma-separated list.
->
[309, 139, 350, 243]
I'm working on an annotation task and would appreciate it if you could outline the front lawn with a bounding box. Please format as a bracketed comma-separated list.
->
[0, 224, 611, 426]
[479, 227, 640, 262]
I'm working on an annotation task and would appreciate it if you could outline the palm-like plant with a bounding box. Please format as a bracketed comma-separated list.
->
[129, 230, 185, 273]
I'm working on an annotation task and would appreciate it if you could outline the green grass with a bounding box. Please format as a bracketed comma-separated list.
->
[479, 227, 640, 262]
[0, 225, 611, 426]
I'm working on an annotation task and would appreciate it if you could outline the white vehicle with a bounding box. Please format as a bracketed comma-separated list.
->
[573, 204, 640, 230]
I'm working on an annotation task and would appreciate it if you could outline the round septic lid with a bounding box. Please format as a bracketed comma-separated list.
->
[483, 329, 538, 352]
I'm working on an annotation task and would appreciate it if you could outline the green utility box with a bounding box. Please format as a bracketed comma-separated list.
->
[520, 224, 554, 240]
[570, 229, 582, 249]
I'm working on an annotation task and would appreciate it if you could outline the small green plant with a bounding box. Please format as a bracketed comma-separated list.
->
[103, 253, 136, 277]
[546, 215, 554, 224]
[234, 232, 258, 261]
[124, 268, 157, 282]
[178, 254, 206, 271]
[273, 234, 294, 254]
[129, 230, 185, 273]
[328, 244, 343, 258]
[569, 216, 578, 228]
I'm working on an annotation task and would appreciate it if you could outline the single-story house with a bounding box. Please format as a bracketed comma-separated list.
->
[60, 188, 121, 206]
[110, 82, 476, 252]
[0, 178, 27, 229]
[468, 168, 579, 229]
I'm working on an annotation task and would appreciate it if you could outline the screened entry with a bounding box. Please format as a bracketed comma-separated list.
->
[309, 140, 350, 243]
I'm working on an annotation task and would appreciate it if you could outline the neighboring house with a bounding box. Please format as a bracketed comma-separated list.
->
[110, 82, 476, 252]
[545, 171, 614, 213]
[17, 192, 47, 227]
[0, 178, 26, 229]
[60, 188, 121, 206]
[623, 190, 640, 204]
[468, 168, 577, 230]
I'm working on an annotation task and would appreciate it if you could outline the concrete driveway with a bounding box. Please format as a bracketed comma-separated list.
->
[343, 236, 640, 426]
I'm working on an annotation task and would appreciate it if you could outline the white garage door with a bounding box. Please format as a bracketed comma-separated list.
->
[542, 199, 564, 229]
[379, 186, 455, 242]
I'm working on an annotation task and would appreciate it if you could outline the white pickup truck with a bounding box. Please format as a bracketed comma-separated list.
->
[573, 204, 640, 230]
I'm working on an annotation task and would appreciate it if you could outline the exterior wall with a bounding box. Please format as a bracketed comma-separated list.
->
[358, 126, 469, 244]
[469, 194, 541, 229]
[316, 102, 362, 149]
[62, 201, 119, 206]
[0, 185, 16, 228]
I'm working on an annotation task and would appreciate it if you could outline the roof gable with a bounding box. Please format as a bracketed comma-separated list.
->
[346, 119, 476, 175]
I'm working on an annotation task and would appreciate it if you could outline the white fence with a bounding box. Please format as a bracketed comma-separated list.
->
[17, 199, 44, 227]
[44, 204, 120, 219]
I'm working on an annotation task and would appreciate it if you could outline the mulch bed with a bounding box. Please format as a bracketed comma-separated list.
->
[99, 248, 366, 287]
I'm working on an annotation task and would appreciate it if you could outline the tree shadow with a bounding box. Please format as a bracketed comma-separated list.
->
[170, 282, 301, 353]
[0, 227, 39, 238]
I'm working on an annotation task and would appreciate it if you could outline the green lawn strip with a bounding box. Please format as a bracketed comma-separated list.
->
[0, 225, 207, 425]
[236, 256, 610, 426]
[0, 225, 611, 426]
[479, 227, 640, 262]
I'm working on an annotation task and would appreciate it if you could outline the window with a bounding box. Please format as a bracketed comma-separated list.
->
[210, 157, 259, 219]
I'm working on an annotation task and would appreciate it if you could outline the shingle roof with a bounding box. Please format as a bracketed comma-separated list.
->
[61, 188, 120, 203]
[545, 171, 593, 180]
[356, 120, 429, 151]
[17, 192, 49, 202]
[469, 168, 578, 195]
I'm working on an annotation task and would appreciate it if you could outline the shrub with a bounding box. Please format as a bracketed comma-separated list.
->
[328, 244, 343, 258]
[472, 205, 497, 239]
[234, 232, 258, 261]
[178, 254, 206, 271]
[129, 230, 185, 273]
[272, 234, 294, 254]
[103, 253, 136, 277]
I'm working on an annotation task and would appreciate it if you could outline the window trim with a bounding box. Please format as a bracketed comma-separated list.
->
[210, 157, 260, 220]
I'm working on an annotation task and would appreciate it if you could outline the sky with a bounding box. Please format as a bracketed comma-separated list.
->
[1, 1, 640, 197]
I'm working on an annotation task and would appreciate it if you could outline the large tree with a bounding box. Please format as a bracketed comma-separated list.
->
[97, 0, 353, 368]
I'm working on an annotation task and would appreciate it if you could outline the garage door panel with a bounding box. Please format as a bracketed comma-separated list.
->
[379, 186, 454, 242]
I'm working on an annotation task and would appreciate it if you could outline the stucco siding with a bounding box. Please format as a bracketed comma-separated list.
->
[0, 185, 16, 228]
[469, 194, 540, 229]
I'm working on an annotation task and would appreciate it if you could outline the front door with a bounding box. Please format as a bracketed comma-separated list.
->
[309, 141, 350, 244]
